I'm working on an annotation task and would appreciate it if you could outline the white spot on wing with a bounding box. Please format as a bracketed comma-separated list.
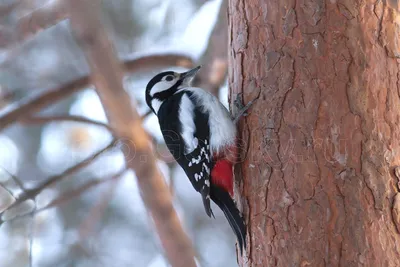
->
[179, 94, 197, 154]
[202, 162, 210, 175]
[193, 137, 198, 148]
[191, 154, 202, 164]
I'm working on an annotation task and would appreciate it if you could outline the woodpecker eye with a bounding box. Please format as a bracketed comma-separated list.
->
[165, 75, 174, 82]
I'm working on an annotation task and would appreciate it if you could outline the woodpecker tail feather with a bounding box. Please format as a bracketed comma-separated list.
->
[210, 184, 246, 254]
[201, 187, 214, 218]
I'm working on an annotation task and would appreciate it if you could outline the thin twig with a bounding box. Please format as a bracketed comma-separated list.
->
[0, 76, 90, 131]
[43, 169, 126, 212]
[0, 182, 16, 202]
[0, 139, 116, 217]
[20, 115, 113, 131]
[0, 170, 126, 224]
[0, 89, 16, 108]
[123, 54, 192, 73]
[78, 176, 120, 241]
[155, 143, 176, 164]
[20, 111, 153, 130]
[0, 166, 27, 192]
[168, 163, 176, 196]
[20, 113, 170, 164]
[195, 0, 228, 96]
[15, 0, 67, 45]
[28, 205, 36, 267]
[0, 55, 193, 131]
[68, 1, 196, 266]
[0, 1, 20, 18]
[141, 109, 152, 121]
[33, 140, 115, 193]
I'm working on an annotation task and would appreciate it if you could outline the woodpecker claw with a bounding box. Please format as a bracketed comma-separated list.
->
[232, 93, 256, 124]
[234, 93, 244, 109]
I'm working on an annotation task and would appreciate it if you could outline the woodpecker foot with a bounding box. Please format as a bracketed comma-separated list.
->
[232, 93, 256, 124]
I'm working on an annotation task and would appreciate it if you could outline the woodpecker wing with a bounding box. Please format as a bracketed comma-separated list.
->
[157, 91, 214, 217]
[184, 87, 237, 156]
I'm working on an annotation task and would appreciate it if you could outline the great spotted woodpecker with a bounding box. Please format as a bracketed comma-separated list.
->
[145, 66, 250, 252]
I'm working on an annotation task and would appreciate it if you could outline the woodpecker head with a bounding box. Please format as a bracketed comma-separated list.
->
[145, 66, 201, 114]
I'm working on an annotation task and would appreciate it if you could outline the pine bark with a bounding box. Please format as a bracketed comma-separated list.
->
[228, 0, 400, 266]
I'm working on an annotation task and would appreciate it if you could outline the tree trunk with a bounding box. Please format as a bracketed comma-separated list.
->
[229, 0, 400, 266]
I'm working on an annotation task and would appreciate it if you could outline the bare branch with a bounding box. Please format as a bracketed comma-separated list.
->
[0, 181, 17, 201]
[0, 55, 193, 131]
[0, 139, 116, 217]
[20, 109, 153, 131]
[20, 115, 113, 131]
[20, 113, 173, 164]
[0, 88, 17, 109]
[155, 143, 176, 164]
[0, 76, 90, 131]
[28, 206, 36, 267]
[42, 169, 125, 212]
[141, 109, 153, 121]
[167, 163, 176, 196]
[78, 177, 120, 240]
[15, 1, 67, 45]
[0, 167, 27, 192]
[123, 54, 193, 73]
[0, 170, 126, 224]
[68, 1, 196, 266]
[0, 2, 20, 18]
[30, 140, 115, 196]
[195, 0, 228, 96]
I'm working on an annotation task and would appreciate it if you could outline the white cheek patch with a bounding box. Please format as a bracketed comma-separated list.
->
[150, 81, 175, 96]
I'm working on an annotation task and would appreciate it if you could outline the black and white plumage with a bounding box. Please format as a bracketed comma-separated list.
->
[145, 66, 246, 252]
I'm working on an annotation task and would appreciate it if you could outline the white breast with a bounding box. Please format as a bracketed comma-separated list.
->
[185, 87, 237, 155]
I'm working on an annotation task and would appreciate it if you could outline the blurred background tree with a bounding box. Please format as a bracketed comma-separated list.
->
[0, 0, 237, 266]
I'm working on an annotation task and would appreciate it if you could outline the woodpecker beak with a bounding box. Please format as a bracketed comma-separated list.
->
[180, 66, 201, 86]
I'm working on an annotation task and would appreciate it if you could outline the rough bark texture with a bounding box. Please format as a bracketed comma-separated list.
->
[228, 0, 400, 266]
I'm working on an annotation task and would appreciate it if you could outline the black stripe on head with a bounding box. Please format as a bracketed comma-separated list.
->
[146, 71, 174, 110]
[145, 71, 182, 113]
[152, 79, 182, 100]
[146, 71, 175, 93]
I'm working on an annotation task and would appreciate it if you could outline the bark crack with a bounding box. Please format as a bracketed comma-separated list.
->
[240, 0, 249, 50]
[374, 0, 384, 47]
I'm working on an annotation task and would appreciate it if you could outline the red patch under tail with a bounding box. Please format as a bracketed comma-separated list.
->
[211, 159, 233, 195]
